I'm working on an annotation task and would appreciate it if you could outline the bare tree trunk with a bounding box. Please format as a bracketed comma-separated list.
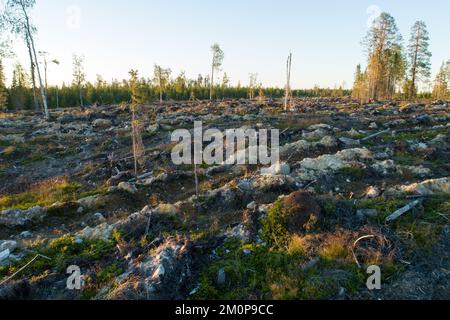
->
[210, 64, 214, 101]
[25, 34, 39, 112]
[159, 74, 163, 103]
[132, 109, 138, 176]
[284, 53, 292, 111]
[79, 85, 84, 107]
[194, 163, 199, 197]
[56, 86, 59, 109]
[21, 4, 49, 119]
[409, 30, 421, 100]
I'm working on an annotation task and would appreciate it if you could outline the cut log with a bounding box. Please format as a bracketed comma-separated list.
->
[385, 200, 421, 222]
[361, 129, 390, 142]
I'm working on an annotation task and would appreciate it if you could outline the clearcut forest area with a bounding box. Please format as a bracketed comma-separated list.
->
[0, 1, 449, 301]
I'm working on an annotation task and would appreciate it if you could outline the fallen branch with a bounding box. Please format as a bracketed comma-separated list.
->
[351, 235, 375, 269]
[385, 199, 422, 222]
[0, 254, 51, 287]
[361, 129, 390, 142]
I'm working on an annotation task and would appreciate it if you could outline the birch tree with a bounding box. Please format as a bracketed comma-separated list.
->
[73, 54, 86, 107]
[210, 43, 224, 101]
[248, 73, 258, 99]
[2, 0, 49, 118]
[407, 21, 432, 99]
[153, 65, 171, 103]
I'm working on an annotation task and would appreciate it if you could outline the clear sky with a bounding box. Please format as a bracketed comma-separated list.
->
[3, 0, 450, 89]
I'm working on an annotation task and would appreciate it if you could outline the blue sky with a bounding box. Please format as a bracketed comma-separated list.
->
[3, 0, 450, 89]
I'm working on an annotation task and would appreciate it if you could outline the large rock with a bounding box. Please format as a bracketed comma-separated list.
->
[76, 223, 116, 241]
[280, 139, 311, 157]
[0, 206, 47, 227]
[117, 182, 138, 194]
[0, 240, 18, 252]
[298, 148, 372, 173]
[300, 154, 347, 171]
[106, 239, 192, 300]
[262, 162, 290, 176]
[385, 177, 450, 196]
[339, 137, 361, 147]
[93, 118, 112, 129]
[77, 195, 100, 209]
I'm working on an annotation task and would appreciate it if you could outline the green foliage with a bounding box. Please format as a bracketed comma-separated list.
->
[193, 240, 365, 300]
[0, 180, 104, 211]
[261, 199, 290, 248]
[0, 235, 117, 280]
[0, 59, 7, 110]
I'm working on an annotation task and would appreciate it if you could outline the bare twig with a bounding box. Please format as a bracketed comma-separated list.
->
[0, 254, 51, 287]
[351, 235, 375, 269]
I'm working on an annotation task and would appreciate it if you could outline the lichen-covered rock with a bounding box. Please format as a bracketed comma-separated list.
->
[76, 222, 116, 240]
[385, 177, 450, 196]
[93, 118, 112, 128]
[0, 206, 47, 227]
[117, 182, 138, 194]
[105, 239, 192, 300]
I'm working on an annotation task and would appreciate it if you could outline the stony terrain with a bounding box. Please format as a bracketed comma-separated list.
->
[0, 98, 449, 300]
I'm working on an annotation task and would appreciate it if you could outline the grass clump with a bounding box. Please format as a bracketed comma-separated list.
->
[0, 235, 118, 281]
[194, 237, 365, 300]
[0, 178, 106, 211]
[262, 191, 322, 248]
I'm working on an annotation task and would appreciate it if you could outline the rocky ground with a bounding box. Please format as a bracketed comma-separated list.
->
[0, 98, 449, 300]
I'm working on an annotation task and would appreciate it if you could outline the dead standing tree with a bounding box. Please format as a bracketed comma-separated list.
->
[129, 70, 146, 176]
[284, 52, 292, 111]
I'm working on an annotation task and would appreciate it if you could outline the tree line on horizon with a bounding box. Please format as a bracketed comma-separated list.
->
[0, 59, 353, 111]
[0, 3, 449, 114]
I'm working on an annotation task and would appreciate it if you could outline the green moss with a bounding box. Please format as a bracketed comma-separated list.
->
[338, 166, 365, 179]
[0, 236, 117, 281]
[0, 182, 107, 211]
[357, 197, 407, 222]
[261, 199, 290, 248]
[193, 239, 366, 300]
[380, 128, 447, 142]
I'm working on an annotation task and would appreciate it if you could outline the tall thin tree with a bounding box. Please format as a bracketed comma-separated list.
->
[284, 52, 292, 111]
[407, 21, 432, 99]
[73, 54, 86, 107]
[3, 0, 49, 118]
[210, 43, 224, 101]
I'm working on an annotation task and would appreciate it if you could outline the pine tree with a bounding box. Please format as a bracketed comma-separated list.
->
[407, 21, 432, 99]
[383, 44, 406, 99]
[0, 59, 8, 111]
[363, 12, 402, 100]
[129, 70, 147, 176]
[432, 61, 449, 99]
[153, 65, 171, 103]
[352, 64, 367, 103]
[10, 62, 30, 109]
